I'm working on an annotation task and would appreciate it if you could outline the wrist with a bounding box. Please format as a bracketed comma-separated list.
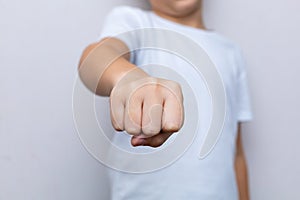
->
[110, 67, 150, 96]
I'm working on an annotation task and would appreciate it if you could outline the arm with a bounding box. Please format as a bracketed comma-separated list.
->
[78, 38, 184, 147]
[78, 38, 147, 96]
[235, 123, 250, 200]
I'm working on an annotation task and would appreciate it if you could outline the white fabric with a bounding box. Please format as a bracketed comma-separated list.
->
[98, 6, 253, 200]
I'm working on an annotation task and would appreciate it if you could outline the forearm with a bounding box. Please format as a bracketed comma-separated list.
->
[235, 155, 250, 200]
[78, 38, 148, 96]
[235, 125, 250, 200]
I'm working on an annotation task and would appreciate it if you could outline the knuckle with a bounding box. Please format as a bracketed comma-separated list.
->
[146, 76, 160, 83]
[163, 80, 183, 98]
[142, 127, 160, 137]
[163, 122, 180, 132]
[172, 81, 181, 90]
[173, 84, 183, 98]
[128, 111, 140, 124]
[167, 80, 181, 91]
[112, 121, 123, 131]
[111, 116, 124, 131]
[125, 127, 141, 136]
[126, 106, 142, 125]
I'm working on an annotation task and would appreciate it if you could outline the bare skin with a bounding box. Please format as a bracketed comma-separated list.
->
[149, 0, 205, 29]
[79, 37, 184, 147]
[79, 0, 250, 198]
[236, 123, 250, 200]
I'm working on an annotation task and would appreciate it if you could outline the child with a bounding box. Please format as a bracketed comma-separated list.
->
[79, 0, 252, 199]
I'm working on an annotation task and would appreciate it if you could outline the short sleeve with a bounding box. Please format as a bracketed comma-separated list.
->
[98, 6, 144, 63]
[235, 47, 253, 122]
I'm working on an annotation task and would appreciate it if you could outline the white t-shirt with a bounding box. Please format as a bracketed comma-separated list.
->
[98, 6, 253, 200]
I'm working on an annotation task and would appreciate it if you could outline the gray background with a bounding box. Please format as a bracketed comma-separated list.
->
[0, 0, 299, 199]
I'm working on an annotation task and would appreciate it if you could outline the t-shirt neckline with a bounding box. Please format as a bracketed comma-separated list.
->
[149, 11, 216, 35]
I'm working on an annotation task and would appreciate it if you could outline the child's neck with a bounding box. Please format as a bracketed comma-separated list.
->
[153, 8, 205, 30]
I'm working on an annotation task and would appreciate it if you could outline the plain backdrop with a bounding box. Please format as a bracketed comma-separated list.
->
[0, 0, 299, 199]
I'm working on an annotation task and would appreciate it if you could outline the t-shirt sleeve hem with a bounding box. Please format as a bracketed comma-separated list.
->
[237, 112, 253, 122]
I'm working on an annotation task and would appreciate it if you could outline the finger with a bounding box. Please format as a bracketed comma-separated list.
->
[124, 91, 143, 136]
[110, 94, 125, 131]
[142, 95, 163, 137]
[162, 90, 184, 132]
[131, 135, 147, 147]
[131, 132, 173, 147]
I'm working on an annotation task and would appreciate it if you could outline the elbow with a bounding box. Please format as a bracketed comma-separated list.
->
[77, 42, 101, 95]
[78, 42, 99, 69]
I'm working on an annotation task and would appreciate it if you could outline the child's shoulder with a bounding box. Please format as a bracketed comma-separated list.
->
[208, 32, 241, 52]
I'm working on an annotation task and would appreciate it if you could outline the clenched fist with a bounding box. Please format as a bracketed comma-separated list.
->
[109, 68, 184, 147]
